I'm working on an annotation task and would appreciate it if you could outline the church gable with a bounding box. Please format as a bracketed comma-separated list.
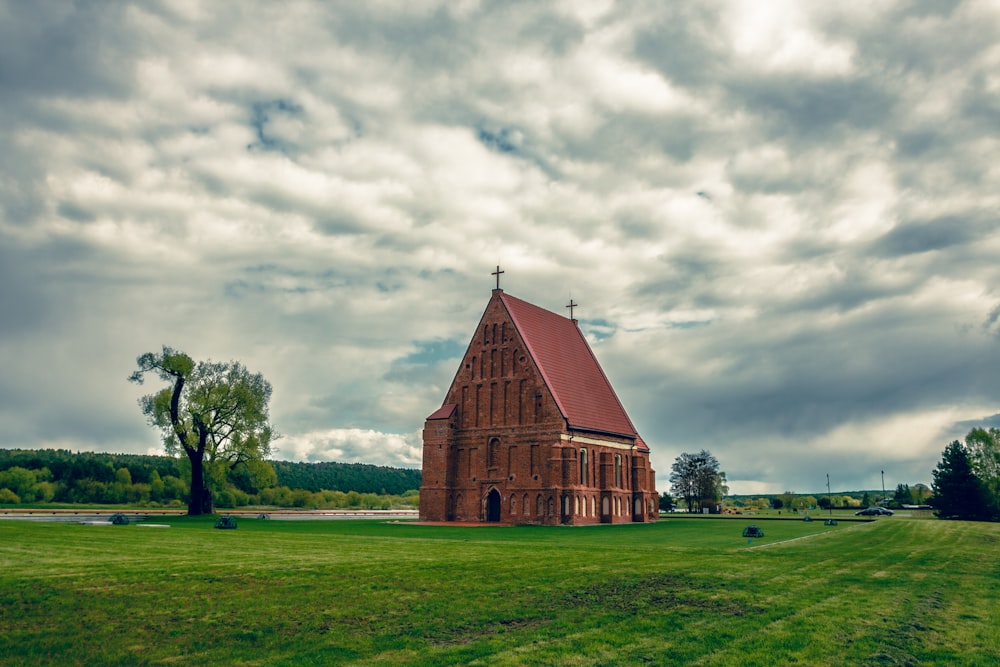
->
[434, 290, 642, 438]
[440, 290, 562, 431]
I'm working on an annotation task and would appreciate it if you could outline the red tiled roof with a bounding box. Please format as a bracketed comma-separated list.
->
[500, 292, 640, 440]
[427, 403, 457, 420]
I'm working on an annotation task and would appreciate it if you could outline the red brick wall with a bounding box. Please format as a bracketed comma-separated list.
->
[419, 291, 657, 525]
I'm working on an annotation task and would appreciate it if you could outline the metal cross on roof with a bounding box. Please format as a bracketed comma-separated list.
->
[492, 265, 505, 290]
[566, 298, 578, 320]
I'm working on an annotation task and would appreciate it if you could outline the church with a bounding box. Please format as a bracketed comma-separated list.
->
[419, 271, 658, 525]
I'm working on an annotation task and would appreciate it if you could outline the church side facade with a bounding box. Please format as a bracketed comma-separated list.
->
[420, 289, 657, 525]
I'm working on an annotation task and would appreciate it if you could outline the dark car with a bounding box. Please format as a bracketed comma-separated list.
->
[855, 507, 894, 516]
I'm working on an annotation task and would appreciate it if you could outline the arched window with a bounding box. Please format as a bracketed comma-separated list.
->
[615, 454, 622, 487]
[579, 449, 588, 486]
[510, 495, 517, 514]
[523, 494, 529, 515]
[548, 496, 555, 516]
[536, 494, 543, 516]
[591, 496, 597, 516]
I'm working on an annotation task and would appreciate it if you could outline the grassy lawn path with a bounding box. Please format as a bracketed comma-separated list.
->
[1, 516, 997, 665]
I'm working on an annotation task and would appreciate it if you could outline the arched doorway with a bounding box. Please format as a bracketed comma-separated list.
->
[486, 488, 501, 522]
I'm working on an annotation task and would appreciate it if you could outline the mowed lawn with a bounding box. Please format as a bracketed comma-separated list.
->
[1, 515, 997, 666]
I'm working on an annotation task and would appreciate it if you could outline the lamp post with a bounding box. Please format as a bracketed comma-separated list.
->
[881, 470, 885, 507]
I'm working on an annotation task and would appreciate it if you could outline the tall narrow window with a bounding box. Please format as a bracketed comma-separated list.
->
[461, 386, 469, 428]
[615, 454, 622, 487]
[579, 449, 588, 486]
[475, 385, 481, 428]
[487, 438, 499, 469]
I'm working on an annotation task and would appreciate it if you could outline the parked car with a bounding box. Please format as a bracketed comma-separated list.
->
[855, 507, 894, 516]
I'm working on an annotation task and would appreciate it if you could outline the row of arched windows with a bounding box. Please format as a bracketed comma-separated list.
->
[507, 493, 555, 517]
[469, 347, 523, 380]
[505, 493, 637, 518]
[484, 322, 507, 346]
[450, 490, 652, 521]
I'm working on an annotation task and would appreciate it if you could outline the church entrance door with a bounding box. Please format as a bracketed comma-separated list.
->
[486, 489, 501, 522]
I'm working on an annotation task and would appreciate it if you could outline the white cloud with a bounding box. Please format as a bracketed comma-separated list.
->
[273, 428, 422, 467]
[1, 1, 999, 498]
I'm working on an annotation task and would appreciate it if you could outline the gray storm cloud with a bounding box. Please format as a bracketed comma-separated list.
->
[1, 0, 998, 494]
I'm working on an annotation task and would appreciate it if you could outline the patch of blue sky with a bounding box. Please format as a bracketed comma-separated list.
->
[248, 98, 304, 152]
[669, 320, 711, 329]
[400, 338, 465, 365]
[581, 318, 616, 341]
[477, 127, 519, 153]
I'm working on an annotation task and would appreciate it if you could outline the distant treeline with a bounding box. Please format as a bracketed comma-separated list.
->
[0, 449, 421, 509]
[269, 460, 421, 495]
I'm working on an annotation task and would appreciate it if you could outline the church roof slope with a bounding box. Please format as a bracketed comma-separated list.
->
[500, 292, 640, 440]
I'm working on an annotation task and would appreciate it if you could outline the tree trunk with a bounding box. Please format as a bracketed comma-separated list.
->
[186, 450, 214, 515]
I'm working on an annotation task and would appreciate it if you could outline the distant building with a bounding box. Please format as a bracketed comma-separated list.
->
[419, 279, 657, 525]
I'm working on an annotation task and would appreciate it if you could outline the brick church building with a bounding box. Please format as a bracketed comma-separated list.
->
[420, 276, 657, 525]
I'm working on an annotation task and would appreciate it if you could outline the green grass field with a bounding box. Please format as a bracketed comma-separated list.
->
[1, 515, 997, 666]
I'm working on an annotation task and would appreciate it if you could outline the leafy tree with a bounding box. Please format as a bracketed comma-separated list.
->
[931, 440, 992, 521]
[965, 427, 1000, 506]
[778, 491, 796, 512]
[669, 450, 724, 513]
[0, 467, 38, 502]
[658, 492, 676, 512]
[892, 483, 911, 508]
[911, 483, 932, 504]
[129, 346, 275, 515]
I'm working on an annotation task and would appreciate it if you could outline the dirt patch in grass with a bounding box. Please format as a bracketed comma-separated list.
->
[562, 572, 760, 618]
[859, 592, 944, 667]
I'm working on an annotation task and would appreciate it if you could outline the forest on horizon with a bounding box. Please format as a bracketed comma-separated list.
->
[0, 448, 421, 510]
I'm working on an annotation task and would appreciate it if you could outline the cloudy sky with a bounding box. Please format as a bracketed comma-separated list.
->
[2, 1, 999, 495]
